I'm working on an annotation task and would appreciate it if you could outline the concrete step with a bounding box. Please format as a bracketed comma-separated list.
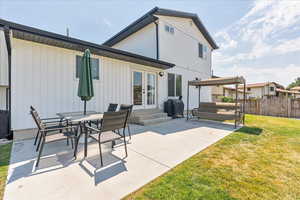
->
[139, 116, 172, 126]
[129, 109, 172, 125]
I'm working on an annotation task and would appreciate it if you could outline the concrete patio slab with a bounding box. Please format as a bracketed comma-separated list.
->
[4, 119, 237, 200]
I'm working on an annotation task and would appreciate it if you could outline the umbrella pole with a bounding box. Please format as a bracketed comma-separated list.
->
[84, 100, 86, 115]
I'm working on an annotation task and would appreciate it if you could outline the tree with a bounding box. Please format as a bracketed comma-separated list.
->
[287, 77, 300, 89]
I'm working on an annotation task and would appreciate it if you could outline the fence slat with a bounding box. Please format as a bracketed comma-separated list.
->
[240, 96, 300, 118]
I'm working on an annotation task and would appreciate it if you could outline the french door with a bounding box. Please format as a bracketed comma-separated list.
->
[132, 70, 157, 109]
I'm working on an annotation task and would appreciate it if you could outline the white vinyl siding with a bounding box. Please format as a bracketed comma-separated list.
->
[12, 38, 163, 130]
[158, 16, 212, 107]
[113, 23, 157, 59]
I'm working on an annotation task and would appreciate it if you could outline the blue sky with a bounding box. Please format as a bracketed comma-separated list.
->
[1, 0, 299, 86]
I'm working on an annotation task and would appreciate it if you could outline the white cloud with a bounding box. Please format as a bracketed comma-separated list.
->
[215, 0, 300, 56]
[273, 36, 300, 54]
[213, 0, 300, 86]
[215, 31, 237, 49]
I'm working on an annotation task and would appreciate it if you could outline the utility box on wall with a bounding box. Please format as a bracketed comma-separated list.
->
[0, 110, 9, 139]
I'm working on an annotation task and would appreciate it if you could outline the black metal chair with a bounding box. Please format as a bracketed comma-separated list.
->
[92, 103, 118, 128]
[119, 104, 133, 139]
[30, 109, 77, 167]
[30, 106, 70, 151]
[75, 110, 129, 167]
[107, 103, 118, 112]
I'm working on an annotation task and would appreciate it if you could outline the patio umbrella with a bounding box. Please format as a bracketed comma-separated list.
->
[78, 49, 94, 115]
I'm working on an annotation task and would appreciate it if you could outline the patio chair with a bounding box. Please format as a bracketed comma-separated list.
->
[92, 103, 118, 128]
[30, 109, 77, 167]
[76, 110, 129, 167]
[107, 103, 118, 112]
[30, 106, 70, 151]
[119, 104, 133, 139]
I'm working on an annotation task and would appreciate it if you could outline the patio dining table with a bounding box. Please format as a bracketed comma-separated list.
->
[57, 111, 103, 157]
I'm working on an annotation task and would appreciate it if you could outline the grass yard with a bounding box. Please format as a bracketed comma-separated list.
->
[0, 143, 12, 200]
[124, 115, 300, 200]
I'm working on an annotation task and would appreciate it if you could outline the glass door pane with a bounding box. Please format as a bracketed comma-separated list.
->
[133, 71, 143, 105]
[147, 73, 156, 105]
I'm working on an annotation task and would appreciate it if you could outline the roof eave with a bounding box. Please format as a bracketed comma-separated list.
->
[103, 15, 158, 46]
[0, 18, 174, 70]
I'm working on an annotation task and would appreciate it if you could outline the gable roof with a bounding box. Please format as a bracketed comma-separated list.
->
[103, 7, 218, 49]
[238, 82, 284, 89]
[0, 18, 175, 70]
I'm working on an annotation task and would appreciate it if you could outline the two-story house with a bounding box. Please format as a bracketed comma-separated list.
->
[0, 7, 218, 137]
[103, 7, 218, 111]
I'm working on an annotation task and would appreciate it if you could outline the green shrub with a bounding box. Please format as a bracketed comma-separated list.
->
[221, 96, 234, 103]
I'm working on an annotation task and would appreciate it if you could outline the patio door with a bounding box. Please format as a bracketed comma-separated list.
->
[132, 70, 157, 110]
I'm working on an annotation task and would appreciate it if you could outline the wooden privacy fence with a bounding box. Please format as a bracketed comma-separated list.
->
[239, 96, 300, 118]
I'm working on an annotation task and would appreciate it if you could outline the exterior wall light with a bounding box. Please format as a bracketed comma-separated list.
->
[159, 72, 164, 77]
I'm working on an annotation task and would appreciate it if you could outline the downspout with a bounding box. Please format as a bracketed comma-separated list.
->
[4, 26, 12, 139]
[154, 21, 159, 60]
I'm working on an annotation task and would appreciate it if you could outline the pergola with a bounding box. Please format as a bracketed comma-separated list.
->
[186, 76, 246, 125]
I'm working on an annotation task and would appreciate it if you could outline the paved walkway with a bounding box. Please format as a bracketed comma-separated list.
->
[4, 119, 237, 200]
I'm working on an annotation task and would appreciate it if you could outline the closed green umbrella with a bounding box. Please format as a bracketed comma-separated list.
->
[78, 49, 94, 115]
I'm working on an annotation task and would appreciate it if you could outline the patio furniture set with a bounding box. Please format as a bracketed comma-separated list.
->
[30, 103, 133, 167]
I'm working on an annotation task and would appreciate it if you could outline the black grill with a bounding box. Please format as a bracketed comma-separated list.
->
[164, 97, 184, 118]
[0, 110, 9, 139]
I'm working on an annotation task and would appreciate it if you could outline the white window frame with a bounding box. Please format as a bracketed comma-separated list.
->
[165, 24, 175, 35]
[198, 43, 209, 60]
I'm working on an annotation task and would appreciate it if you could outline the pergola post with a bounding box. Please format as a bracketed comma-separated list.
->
[186, 82, 190, 120]
[234, 84, 238, 128]
[243, 80, 246, 125]
[198, 86, 201, 108]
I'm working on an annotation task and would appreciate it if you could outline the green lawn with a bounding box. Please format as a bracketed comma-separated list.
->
[124, 115, 300, 200]
[0, 143, 12, 200]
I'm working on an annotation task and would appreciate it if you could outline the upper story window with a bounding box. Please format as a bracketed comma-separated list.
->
[198, 43, 208, 59]
[247, 88, 251, 91]
[198, 43, 203, 58]
[165, 24, 174, 34]
[76, 55, 100, 80]
[168, 73, 182, 97]
[270, 86, 274, 92]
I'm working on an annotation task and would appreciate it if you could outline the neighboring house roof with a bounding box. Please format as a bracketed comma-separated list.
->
[276, 88, 300, 94]
[290, 86, 300, 91]
[0, 18, 175, 70]
[238, 82, 284, 89]
[103, 7, 219, 49]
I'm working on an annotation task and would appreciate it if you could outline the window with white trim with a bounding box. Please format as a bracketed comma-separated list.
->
[168, 73, 182, 97]
[198, 43, 208, 59]
[76, 55, 100, 80]
[165, 24, 174, 34]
